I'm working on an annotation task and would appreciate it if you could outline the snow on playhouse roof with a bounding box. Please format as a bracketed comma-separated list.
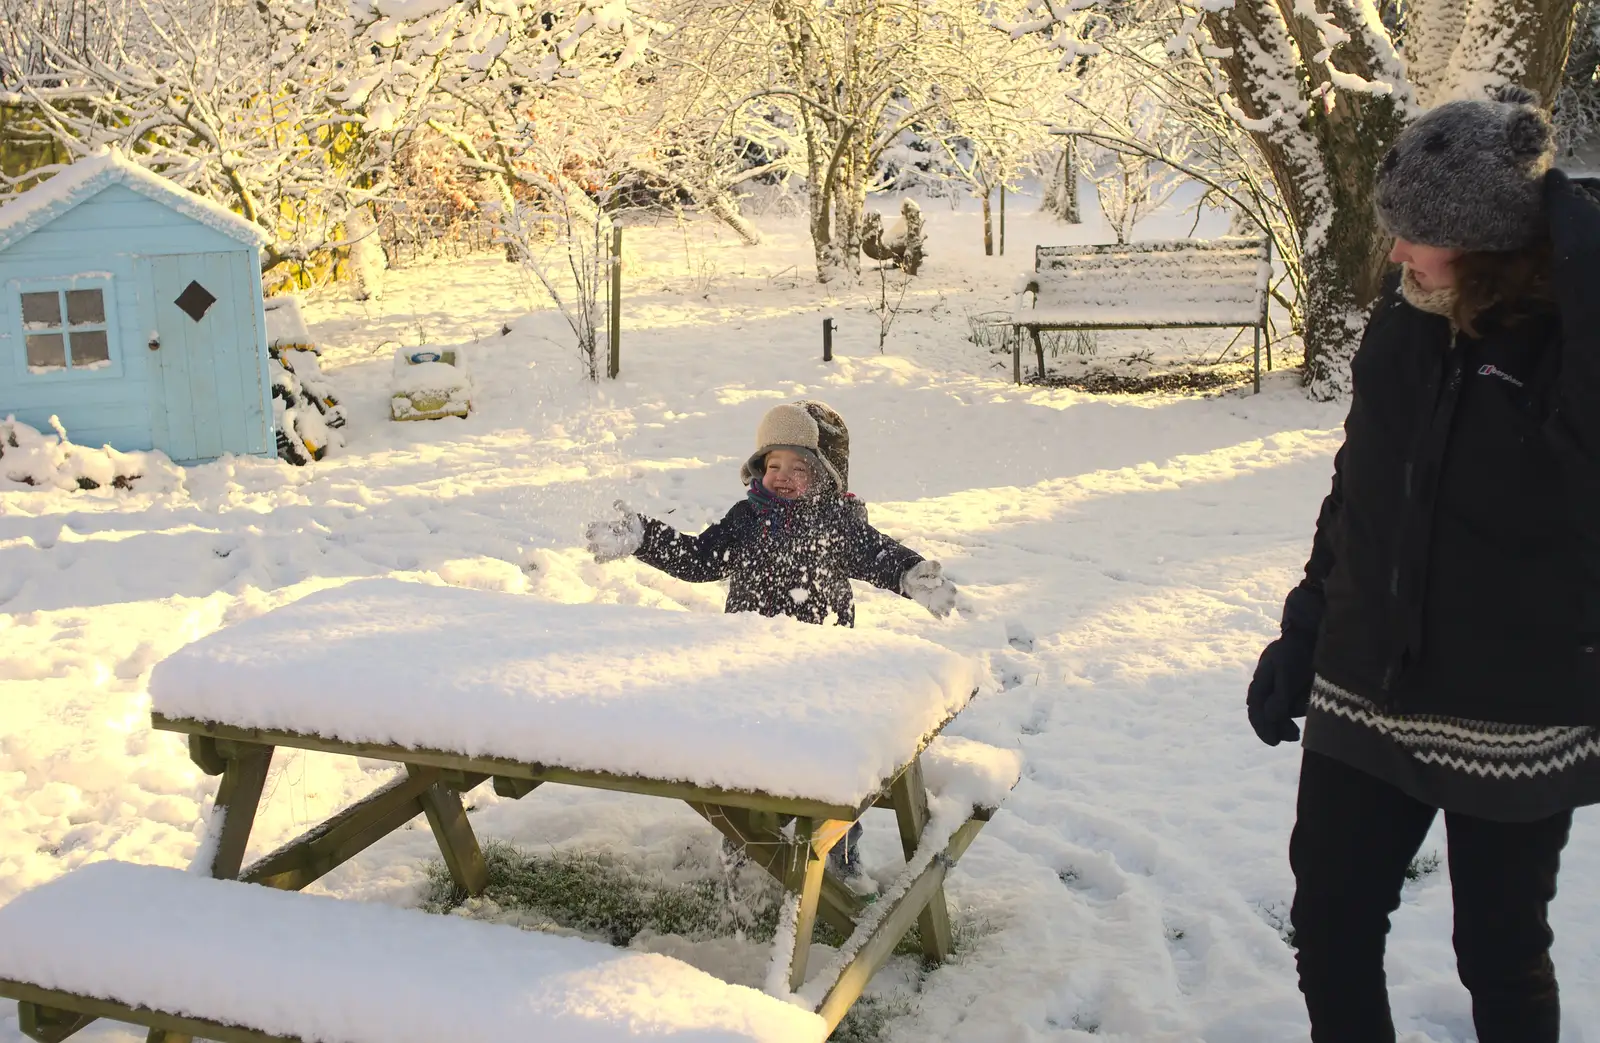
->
[0, 148, 268, 254]
[148, 578, 985, 809]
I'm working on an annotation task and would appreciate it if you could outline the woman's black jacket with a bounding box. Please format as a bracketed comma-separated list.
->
[1283, 170, 1600, 725]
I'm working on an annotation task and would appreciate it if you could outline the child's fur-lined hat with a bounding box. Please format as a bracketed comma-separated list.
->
[740, 401, 850, 491]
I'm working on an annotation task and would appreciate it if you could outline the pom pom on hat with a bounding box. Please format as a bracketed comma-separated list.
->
[1374, 84, 1556, 252]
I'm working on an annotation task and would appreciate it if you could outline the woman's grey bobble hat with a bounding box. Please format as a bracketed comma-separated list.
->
[1375, 84, 1557, 252]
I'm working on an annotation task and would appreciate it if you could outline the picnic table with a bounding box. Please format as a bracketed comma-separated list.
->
[1, 579, 1017, 1041]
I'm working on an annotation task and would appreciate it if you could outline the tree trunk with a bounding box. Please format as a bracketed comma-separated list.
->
[982, 188, 993, 255]
[773, 0, 841, 280]
[1198, 2, 1410, 396]
[1042, 144, 1081, 224]
[1406, 0, 1469, 105]
[1439, 0, 1579, 106]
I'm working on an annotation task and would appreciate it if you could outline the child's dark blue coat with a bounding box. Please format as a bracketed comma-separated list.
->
[634, 483, 923, 626]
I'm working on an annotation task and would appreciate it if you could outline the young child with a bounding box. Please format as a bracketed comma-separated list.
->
[583, 401, 957, 887]
[583, 401, 957, 624]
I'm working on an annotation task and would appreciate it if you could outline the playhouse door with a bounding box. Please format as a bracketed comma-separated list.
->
[143, 252, 268, 462]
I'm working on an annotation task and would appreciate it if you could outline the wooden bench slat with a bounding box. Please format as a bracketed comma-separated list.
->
[5, 982, 301, 1043]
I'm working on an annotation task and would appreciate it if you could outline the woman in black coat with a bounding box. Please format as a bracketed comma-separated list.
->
[1248, 87, 1600, 1043]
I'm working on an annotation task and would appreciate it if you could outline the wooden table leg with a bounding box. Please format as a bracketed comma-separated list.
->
[409, 764, 489, 896]
[17, 1000, 94, 1043]
[147, 739, 275, 1043]
[190, 737, 274, 881]
[686, 803, 864, 938]
[779, 816, 852, 993]
[889, 756, 954, 962]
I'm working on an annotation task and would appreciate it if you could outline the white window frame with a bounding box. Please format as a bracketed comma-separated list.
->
[8, 274, 124, 384]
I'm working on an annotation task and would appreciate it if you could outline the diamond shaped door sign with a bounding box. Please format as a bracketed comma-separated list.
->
[174, 280, 217, 322]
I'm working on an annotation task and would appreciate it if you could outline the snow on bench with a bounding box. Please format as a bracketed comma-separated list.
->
[0, 861, 826, 1043]
[1011, 237, 1273, 389]
[148, 578, 984, 810]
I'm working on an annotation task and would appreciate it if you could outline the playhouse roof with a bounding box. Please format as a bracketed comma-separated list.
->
[0, 148, 269, 254]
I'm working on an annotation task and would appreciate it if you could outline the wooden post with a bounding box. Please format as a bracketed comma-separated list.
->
[823, 317, 834, 362]
[1013, 326, 1023, 385]
[1263, 237, 1274, 372]
[999, 185, 1006, 256]
[1253, 325, 1262, 395]
[607, 225, 621, 379]
[1033, 326, 1046, 384]
[889, 758, 954, 962]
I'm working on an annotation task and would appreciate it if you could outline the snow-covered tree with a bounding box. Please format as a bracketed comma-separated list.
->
[657, 0, 1059, 282]
[1555, 0, 1600, 154]
[1010, 0, 1581, 397]
[6, 0, 398, 278]
[0, 0, 117, 85]
[304, 0, 656, 379]
[902, 7, 1063, 250]
[1065, 24, 1196, 243]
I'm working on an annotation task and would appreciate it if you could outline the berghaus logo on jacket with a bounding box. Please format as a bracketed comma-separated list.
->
[1478, 363, 1524, 388]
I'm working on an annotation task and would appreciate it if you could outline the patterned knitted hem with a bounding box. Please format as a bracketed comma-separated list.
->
[1302, 676, 1600, 821]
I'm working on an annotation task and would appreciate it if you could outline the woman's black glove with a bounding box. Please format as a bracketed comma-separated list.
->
[1247, 630, 1314, 746]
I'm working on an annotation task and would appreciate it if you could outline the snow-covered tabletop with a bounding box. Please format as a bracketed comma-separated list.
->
[0, 861, 826, 1043]
[148, 579, 983, 809]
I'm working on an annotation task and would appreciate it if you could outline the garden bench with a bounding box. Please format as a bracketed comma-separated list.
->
[0, 860, 826, 1043]
[1012, 237, 1273, 391]
[0, 579, 1017, 1040]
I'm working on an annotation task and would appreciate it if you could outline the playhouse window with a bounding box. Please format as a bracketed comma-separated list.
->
[21, 288, 111, 373]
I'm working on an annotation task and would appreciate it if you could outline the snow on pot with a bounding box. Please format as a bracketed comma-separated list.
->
[390, 346, 472, 421]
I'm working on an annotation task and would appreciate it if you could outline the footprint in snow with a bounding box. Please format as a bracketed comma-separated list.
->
[1005, 621, 1036, 653]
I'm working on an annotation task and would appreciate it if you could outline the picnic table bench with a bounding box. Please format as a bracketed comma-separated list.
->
[0, 860, 824, 1043]
[1012, 237, 1273, 391]
[0, 579, 1018, 1041]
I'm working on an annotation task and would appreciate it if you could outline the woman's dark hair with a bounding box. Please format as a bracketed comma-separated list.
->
[1451, 238, 1553, 336]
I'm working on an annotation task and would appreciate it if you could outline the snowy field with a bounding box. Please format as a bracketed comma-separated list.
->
[2, 193, 1596, 1043]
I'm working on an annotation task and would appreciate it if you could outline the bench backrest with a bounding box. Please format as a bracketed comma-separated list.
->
[1028, 237, 1270, 327]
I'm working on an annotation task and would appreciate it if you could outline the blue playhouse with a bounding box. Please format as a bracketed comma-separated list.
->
[0, 149, 273, 464]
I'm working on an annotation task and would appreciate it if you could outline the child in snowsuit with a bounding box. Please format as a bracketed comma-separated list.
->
[583, 401, 958, 623]
[583, 401, 957, 886]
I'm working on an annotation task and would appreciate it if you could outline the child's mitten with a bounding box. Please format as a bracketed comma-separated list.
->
[901, 560, 957, 617]
[584, 500, 644, 563]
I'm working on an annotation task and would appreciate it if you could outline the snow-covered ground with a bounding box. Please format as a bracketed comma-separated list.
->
[2, 193, 1595, 1043]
